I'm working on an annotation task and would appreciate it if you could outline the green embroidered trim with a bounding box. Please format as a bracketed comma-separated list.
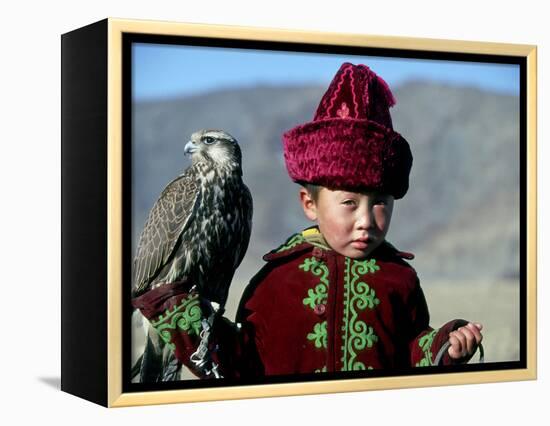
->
[307, 321, 328, 349]
[150, 293, 202, 350]
[276, 233, 306, 253]
[416, 329, 438, 367]
[301, 257, 329, 309]
[300, 256, 330, 373]
[341, 257, 381, 371]
[353, 258, 380, 276]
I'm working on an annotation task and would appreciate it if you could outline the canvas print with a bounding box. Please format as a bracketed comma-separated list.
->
[128, 41, 521, 385]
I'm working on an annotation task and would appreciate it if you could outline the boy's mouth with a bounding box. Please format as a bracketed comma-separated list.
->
[351, 237, 372, 250]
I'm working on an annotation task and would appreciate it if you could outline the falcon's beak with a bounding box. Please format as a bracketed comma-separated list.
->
[184, 141, 198, 156]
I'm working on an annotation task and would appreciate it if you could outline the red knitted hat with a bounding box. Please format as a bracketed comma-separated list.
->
[282, 62, 412, 199]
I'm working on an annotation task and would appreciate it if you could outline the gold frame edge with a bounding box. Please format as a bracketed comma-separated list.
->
[105, 17, 538, 408]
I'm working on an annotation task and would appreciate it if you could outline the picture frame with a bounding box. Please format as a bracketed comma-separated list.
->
[61, 17, 537, 407]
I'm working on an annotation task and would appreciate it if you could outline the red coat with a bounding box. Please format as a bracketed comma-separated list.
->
[133, 229, 466, 379]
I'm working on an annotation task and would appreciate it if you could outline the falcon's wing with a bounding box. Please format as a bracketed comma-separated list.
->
[132, 169, 199, 295]
[234, 184, 253, 270]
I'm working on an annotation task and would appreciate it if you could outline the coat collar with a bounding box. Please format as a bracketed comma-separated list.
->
[262, 227, 316, 261]
[263, 226, 415, 262]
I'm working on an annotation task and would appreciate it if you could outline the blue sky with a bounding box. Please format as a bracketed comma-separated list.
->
[133, 43, 520, 101]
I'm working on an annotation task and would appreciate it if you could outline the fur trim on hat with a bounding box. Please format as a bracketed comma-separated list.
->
[283, 118, 412, 199]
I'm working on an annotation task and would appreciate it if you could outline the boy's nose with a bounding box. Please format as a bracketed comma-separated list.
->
[356, 209, 374, 230]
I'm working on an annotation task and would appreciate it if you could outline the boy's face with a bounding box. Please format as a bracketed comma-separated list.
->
[300, 187, 394, 259]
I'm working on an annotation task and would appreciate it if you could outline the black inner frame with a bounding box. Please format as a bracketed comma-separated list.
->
[122, 32, 528, 393]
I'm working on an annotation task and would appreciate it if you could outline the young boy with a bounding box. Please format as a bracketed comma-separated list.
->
[132, 62, 482, 379]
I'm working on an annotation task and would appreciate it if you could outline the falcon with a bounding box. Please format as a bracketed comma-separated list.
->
[133, 129, 252, 301]
[132, 129, 253, 380]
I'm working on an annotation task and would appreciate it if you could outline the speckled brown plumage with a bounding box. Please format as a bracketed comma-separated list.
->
[132, 129, 253, 308]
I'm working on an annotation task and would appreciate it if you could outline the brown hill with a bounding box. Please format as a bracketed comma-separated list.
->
[132, 81, 520, 296]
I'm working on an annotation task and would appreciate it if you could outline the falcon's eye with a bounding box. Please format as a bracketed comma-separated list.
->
[203, 136, 216, 145]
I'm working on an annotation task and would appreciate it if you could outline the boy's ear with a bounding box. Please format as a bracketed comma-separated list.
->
[299, 188, 317, 221]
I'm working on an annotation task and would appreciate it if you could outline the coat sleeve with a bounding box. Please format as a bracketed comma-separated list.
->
[131, 280, 264, 379]
[405, 278, 469, 367]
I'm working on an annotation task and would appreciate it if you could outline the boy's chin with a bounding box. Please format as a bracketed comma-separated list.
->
[341, 246, 377, 259]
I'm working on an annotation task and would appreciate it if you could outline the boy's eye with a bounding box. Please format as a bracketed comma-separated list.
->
[374, 199, 387, 206]
[342, 199, 356, 206]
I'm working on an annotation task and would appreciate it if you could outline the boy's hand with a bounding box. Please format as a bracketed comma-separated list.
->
[447, 323, 483, 361]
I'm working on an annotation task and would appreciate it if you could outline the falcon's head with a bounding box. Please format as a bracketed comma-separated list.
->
[184, 129, 242, 170]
